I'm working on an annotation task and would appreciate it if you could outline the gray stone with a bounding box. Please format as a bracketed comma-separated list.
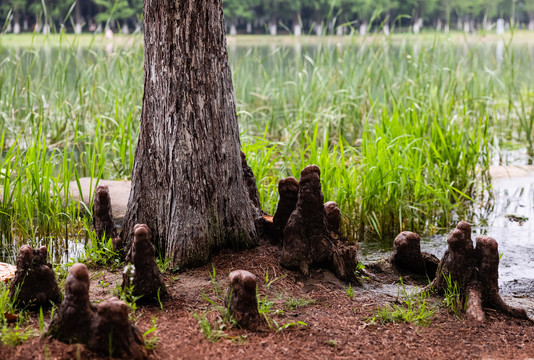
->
[68, 178, 131, 223]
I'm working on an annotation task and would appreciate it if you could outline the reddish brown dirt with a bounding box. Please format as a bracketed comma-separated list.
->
[1, 242, 533, 359]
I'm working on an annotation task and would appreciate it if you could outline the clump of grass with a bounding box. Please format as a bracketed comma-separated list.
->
[193, 265, 238, 342]
[82, 232, 122, 269]
[284, 297, 316, 310]
[156, 256, 172, 274]
[0, 283, 34, 346]
[142, 317, 159, 351]
[345, 284, 354, 300]
[442, 273, 465, 317]
[0, 324, 34, 346]
[367, 278, 436, 326]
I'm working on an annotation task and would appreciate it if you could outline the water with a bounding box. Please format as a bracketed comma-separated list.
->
[361, 163, 534, 297]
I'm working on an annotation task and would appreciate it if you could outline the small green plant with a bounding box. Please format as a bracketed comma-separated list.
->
[143, 317, 159, 351]
[0, 324, 34, 346]
[367, 278, 435, 327]
[83, 234, 122, 269]
[257, 291, 307, 332]
[38, 307, 45, 336]
[98, 280, 110, 289]
[208, 264, 222, 297]
[326, 339, 337, 348]
[264, 270, 287, 290]
[284, 297, 316, 310]
[193, 312, 227, 342]
[0, 282, 34, 346]
[193, 268, 238, 342]
[156, 288, 164, 311]
[442, 273, 464, 316]
[156, 256, 172, 273]
[345, 284, 354, 300]
[354, 262, 369, 281]
[258, 294, 277, 316]
[119, 264, 143, 318]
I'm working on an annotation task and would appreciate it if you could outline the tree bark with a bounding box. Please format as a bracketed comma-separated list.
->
[122, 0, 258, 269]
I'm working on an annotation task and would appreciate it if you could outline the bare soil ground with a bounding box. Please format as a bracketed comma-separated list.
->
[1, 241, 533, 359]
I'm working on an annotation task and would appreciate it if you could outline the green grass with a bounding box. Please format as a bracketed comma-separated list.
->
[0, 282, 34, 346]
[1, 31, 533, 259]
[442, 273, 465, 317]
[368, 279, 436, 326]
[284, 297, 316, 310]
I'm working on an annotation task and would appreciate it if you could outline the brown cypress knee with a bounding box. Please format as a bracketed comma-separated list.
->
[92, 185, 117, 239]
[431, 221, 530, 322]
[88, 297, 147, 359]
[390, 231, 438, 280]
[9, 245, 61, 308]
[272, 176, 299, 243]
[48, 263, 148, 358]
[122, 224, 167, 301]
[280, 165, 360, 283]
[225, 270, 260, 329]
[47, 263, 94, 343]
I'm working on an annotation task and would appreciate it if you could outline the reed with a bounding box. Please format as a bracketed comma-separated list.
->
[1, 32, 532, 259]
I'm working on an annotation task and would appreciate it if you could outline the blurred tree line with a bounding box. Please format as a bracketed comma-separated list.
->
[1, 0, 533, 35]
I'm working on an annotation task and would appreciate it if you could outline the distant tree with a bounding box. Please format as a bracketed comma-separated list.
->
[261, 0, 292, 35]
[525, 0, 534, 30]
[371, 0, 399, 34]
[8, 0, 26, 33]
[222, 0, 258, 35]
[398, 0, 437, 33]
[451, 0, 485, 32]
[340, 0, 374, 35]
[93, 0, 135, 32]
[303, 0, 331, 35]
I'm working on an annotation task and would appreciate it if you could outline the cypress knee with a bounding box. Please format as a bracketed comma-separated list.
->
[280, 165, 360, 283]
[431, 221, 530, 322]
[122, 224, 167, 301]
[225, 270, 260, 329]
[9, 245, 61, 308]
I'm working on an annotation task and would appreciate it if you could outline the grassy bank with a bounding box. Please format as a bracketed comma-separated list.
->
[0, 32, 533, 259]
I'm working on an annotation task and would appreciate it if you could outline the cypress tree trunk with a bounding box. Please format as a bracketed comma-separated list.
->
[122, 0, 258, 268]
